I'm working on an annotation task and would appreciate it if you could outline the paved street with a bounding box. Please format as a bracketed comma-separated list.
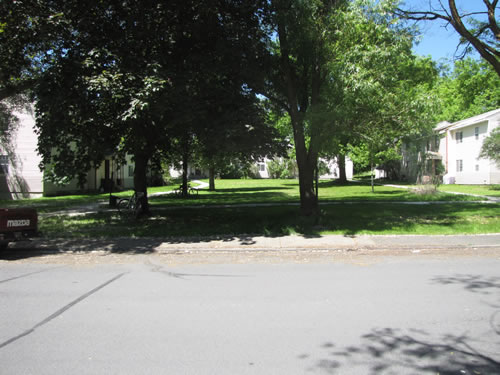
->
[1, 247, 500, 374]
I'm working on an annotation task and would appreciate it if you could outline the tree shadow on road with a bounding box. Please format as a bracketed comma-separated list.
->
[301, 273, 500, 374]
[301, 328, 500, 374]
[432, 274, 500, 296]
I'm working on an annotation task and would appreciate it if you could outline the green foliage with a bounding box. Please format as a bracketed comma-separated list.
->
[267, 157, 298, 179]
[30, 0, 273, 195]
[219, 160, 256, 179]
[318, 0, 439, 179]
[434, 59, 500, 122]
[480, 127, 500, 166]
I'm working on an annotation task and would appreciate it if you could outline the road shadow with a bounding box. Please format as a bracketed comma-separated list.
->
[432, 274, 500, 295]
[302, 328, 500, 374]
[301, 273, 500, 373]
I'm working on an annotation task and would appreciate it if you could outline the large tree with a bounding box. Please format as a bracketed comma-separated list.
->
[263, 0, 349, 216]
[263, 0, 437, 211]
[32, 0, 269, 212]
[35, 0, 179, 212]
[396, 0, 500, 76]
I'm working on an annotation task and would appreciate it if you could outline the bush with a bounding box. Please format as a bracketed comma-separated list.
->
[267, 158, 297, 179]
[219, 160, 256, 179]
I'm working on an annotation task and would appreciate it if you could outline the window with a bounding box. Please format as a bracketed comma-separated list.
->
[456, 131, 463, 144]
[475, 164, 480, 172]
[456, 159, 463, 172]
[128, 165, 134, 177]
[259, 163, 266, 172]
[475, 127, 479, 140]
[0, 155, 8, 175]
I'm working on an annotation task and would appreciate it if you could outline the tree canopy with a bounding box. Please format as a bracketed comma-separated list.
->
[1, 0, 469, 215]
[433, 58, 500, 122]
[29, 0, 277, 212]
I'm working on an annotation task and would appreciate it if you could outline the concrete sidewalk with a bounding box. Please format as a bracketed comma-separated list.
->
[27, 233, 500, 254]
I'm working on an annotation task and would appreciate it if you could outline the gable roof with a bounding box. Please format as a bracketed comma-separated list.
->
[434, 108, 500, 132]
[448, 108, 500, 131]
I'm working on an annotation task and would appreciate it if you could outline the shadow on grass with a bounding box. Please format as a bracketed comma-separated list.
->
[207, 186, 294, 193]
[154, 190, 294, 205]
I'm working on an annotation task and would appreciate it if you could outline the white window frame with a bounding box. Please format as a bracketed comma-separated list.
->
[456, 131, 463, 144]
[259, 163, 266, 172]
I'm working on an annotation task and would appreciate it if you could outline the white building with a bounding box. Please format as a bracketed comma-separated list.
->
[0, 103, 137, 198]
[0, 104, 44, 199]
[256, 156, 353, 180]
[318, 157, 354, 180]
[436, 108, 500, 185]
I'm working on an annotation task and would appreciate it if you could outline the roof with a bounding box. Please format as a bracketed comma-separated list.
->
[438, 108, 500, 132]
[435, 121, 451, 132]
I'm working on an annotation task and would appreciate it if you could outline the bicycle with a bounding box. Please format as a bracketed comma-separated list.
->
[173, 183, 199, 197]
[117, 191, 145, 218]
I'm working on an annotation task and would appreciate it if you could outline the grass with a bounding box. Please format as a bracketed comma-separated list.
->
[2, 178, 498, 238]
[151, 179, 485, 208]
[438, 184, 500, 198]
[39, 203, 500, 238]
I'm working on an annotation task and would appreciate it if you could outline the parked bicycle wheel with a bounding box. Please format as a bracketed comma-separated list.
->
[117, 198, 130, 214]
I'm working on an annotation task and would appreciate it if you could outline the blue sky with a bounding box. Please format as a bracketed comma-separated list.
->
[401, 0, 487, 63]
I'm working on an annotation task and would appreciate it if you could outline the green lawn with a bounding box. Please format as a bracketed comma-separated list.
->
[2, 178, 499, 237]
[39, 203, 499, 238]
[438, 184, 500, 198]
[151, 179, 485, 208]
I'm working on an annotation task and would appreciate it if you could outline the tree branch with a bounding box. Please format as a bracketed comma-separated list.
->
[396, 1, 500, 76]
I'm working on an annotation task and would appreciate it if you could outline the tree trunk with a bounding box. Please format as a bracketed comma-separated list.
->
[276, 14, 320, 216]
[315, 163, 319, 199]
[133, 152, 150, 214]
[209, 165, 216, 191]
[182, 146, 189, 198]
[370, 157, 375, 193]
[338, 153, 347, 183]
[295, 143, 319, 216]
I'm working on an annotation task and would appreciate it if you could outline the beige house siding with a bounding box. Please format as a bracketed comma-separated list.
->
[0, 105, 43, 199]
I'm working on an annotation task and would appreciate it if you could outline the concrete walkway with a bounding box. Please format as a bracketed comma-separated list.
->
[383, 183, 500, 203]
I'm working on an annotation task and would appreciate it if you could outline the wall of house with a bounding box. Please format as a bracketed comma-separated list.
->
[169, 165, 209, 180]
[319, 157, 353, 180]
[488, 117, 500, 184]
[448, 121, 490, 184]
[0, 105, 43, 199]
[256, 161, 269, 178]
[44, 156, 135, 195]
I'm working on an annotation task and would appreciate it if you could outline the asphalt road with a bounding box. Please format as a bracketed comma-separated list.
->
[1, 251, 500, 374]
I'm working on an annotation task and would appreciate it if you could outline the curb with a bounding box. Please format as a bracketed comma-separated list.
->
[12, 234, 500, 254]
